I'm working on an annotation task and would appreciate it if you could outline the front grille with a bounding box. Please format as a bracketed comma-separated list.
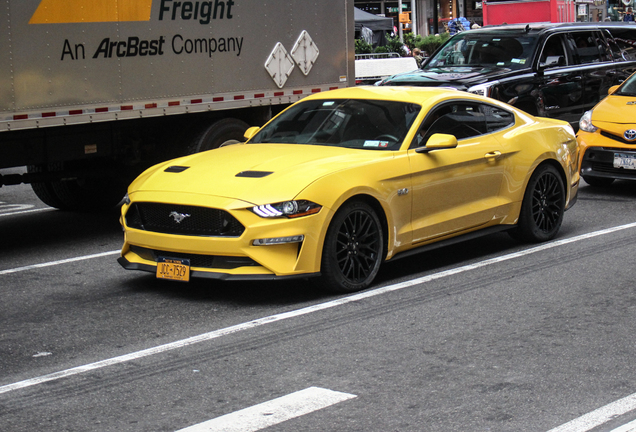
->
[130, 246, 259, 269]
[125, 202, 244, 237]
[600, 131, 636, 145]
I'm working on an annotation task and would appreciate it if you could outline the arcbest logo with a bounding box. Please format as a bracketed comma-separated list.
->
[30, 0, 234, 24]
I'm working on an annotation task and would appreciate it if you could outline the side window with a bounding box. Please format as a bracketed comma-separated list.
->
[603, 29, 625, 61]
[540, 35, 567, 68]
[482, 105, 515, 133]
[607, 27, 636, 60]
[410, 102, 488, 148]
[568, 31, 609, 64]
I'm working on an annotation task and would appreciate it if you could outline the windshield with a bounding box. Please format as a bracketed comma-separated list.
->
[616, 73, 636, 96]
[249, 99, 421, 150]
[425, 32, 539, 70]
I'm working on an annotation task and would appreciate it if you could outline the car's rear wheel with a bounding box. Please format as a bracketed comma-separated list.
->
[319, 201, 383, 293]
[583, 175, 614, 187]
[511, 164, 565, 242]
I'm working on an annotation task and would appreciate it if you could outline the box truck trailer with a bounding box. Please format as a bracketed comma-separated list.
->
[0, 0, 355, 210]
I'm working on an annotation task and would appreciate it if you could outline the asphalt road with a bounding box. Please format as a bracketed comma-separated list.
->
[1, 169, 636, 432]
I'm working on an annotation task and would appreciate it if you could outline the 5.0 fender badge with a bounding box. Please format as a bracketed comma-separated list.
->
[169, 211, 190, 223]
[397, 188, 409, 196]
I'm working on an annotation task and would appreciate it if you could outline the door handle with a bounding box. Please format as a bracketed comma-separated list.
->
[485, 151, 502, 161]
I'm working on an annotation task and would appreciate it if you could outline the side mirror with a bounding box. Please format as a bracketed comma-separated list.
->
[243, 126, 260, 141]
[416, 133, 458, 153]
[608, 85, 620, 95]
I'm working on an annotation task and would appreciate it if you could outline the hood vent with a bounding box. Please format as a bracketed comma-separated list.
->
[164, 166, 190, 173]
[236, 171, 273, 178]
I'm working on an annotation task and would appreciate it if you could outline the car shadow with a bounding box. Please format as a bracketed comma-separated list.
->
[121, 230, 523, 307]
[578, 180, 636, 200]
[121, 272, 332, 307]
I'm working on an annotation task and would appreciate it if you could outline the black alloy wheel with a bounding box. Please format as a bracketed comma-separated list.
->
[511, 164, 565, 242]
[320, 201, 383, 293]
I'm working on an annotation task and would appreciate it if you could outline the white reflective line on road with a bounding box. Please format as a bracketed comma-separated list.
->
[547, 393, 636, 432]
[175, 387, 356, 432]
[0, 250, 120, 276]
[0, 208, 52, 217]
[2, 222, 636, 396]
[611, 418, 636, 432]
[0, 201, 52, 215]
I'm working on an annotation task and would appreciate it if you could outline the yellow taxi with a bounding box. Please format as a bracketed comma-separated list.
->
[578, 72, 636, 187]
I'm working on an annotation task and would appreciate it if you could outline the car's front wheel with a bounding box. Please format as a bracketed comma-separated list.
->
[319, 201, 383, 293]
[511, 164, 565, 242]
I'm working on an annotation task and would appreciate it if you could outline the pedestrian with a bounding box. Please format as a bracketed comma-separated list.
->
[412, 48, 424, 68]
[624, 7, 634, 21]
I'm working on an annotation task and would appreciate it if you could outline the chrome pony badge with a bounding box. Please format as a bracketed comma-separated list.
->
[169, 211, 190, 223]
[624, 129, 636, 141]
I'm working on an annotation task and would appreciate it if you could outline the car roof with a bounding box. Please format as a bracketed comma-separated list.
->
[472, 21, 636, 36]
[302, 85, 485, 106]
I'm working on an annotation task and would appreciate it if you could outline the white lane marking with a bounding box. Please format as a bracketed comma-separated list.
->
[175, 387, 356, 432]
[0, 203, 33, 213]
[547, 393, 636, 432]
[0, 207, 54, 217]
[0, 202, 53, 217]
[612, 419, 636, 432]
[2, 222, 636, 396]
[0, 250, 120, 276]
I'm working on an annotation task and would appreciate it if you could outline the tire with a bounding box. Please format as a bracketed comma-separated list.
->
[28, 163, 125, 211]
[511, 164, 565, 242]
[187, 118, 250, 154]
[583, 175, 614, 187]
[28, 164, 67, 209]
[51, 177, 126, 211]
[319, 201, 384, 293]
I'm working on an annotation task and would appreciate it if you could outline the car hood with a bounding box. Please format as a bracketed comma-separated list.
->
[130, 143, 387, 205]
[592, 94, 636, 124]
[380, 66, 513, 87]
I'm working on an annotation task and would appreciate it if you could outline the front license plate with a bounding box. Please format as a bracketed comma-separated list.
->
[156, 257, 190, 282]
[613, 152, 636, 170]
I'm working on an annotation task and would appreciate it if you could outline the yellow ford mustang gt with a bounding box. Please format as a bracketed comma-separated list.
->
[118, 87, 579, 292]
[578, 72, 636, 187]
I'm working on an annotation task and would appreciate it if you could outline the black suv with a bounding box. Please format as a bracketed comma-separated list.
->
[379, 23, 636, 127]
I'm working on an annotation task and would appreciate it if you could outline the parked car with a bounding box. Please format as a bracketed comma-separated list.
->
[118, 86, 579, 293]
[577, 71, 636, 186]
[379, 23, 636, 128]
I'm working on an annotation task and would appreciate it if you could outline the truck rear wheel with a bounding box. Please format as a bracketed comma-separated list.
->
[28, 163, 126, 211]
[28, 165, 67, 209]
[187, 118, 250, 154]
[51, 177, 125, 211]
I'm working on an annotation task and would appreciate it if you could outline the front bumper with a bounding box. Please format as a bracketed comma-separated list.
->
[578, 129, 636, 181]
[119, 191, 332, 281]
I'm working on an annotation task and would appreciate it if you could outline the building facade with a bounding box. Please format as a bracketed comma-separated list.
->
[355, 0, 633, 38]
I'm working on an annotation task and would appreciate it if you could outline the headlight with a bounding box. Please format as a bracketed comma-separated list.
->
[467, 81, 498, 98]
[579, 110, 598, 133]
[252, 200, 322, 218]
